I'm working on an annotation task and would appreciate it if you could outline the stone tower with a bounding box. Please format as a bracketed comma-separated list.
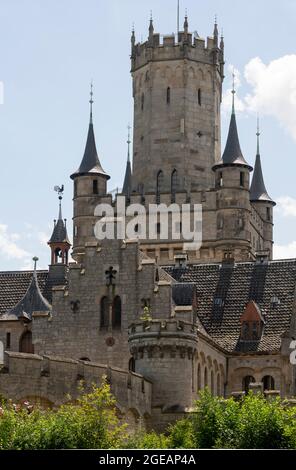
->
[212, 87, 253, 261]
[70, 87, 110, 260]
[129, 319, 198, 430]
[131, 16, 224, 194]
[249, 122, 275, 258]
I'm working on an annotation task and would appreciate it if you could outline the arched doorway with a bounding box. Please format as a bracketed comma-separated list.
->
[242, 375, 255, 394]
[19, 331, 34, 353]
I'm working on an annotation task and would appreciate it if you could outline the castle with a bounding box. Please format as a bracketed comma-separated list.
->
[0, 15, 296, 432]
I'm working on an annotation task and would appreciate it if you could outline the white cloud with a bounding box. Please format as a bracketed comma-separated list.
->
[276, 196, 296, 217]
[273, 241, 296, 260]
[0, 224, 31, 260]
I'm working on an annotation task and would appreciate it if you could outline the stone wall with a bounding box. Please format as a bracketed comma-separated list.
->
[0, 351, 152, 431]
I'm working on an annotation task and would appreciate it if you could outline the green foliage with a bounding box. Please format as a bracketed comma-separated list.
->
[2, 385, 296, 449]
[124, 431, 170, 449]
[0, 382, 126, 450]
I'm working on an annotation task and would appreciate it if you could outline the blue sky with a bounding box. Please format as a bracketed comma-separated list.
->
[1, 0, 296, 270]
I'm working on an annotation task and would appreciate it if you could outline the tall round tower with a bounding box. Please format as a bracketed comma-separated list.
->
[70, 86, 110, 260]
[128, 319, 198, 430]
[212, 81, 253, 261]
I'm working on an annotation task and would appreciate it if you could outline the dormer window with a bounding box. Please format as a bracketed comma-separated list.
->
[240, 301, 264, 341]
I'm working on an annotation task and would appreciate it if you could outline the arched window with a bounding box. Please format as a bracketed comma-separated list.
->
[54, 247, 62, 264]
[156, 170, 164, 203]
[19, 331, 34, 354]
[198, 88, 201, 106]
[242, 375, 255, 394]
[171, 169, 178, 202]
[129, 357, 135, 372]
[141, 93, 144, 111]
[112, 296, 121, 328]
[197, 363, 201, 391]
[204, 367, 208, 388]
[166, 87, 171, 104]
[100, 296, 109, 327]
[262, 375, 275, 391]
[240, 172, 244, 187]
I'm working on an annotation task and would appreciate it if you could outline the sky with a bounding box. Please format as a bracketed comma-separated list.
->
[1, 0, 296, 270]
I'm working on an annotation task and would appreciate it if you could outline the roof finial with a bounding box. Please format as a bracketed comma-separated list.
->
[231, 69, 236, 114]
[213, 15, 218, 45]
[32, 256, 39, 273]
[127, 123, 131, 162]
[149, 10, 154, 39]
[184, 9, 188, 32]
[256, 114, 260, 156]
[89, 81, 94, 124]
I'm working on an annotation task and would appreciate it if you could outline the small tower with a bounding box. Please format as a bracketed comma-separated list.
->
[70, 85, 110, 259]
[122, 125, 132, 198]
[250, 120, 275, 258]
[48, 185, 71, 278]
[212, 74, 253, 261]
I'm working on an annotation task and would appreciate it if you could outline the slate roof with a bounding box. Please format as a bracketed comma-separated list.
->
[0, 270, 63, 318]
[213, 111, 252, 171]
[70, 116, 109, 180]
[165, 260, 296, 353]
[250, 154, 274, 204]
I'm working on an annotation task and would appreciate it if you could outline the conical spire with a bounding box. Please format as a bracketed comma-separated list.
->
[49, 188, 70, 245]
[5, 257, 51, 321]
[184, 12, 188, 32]
[122, 125, 132, 197]
[213, 72, 252, 171]
[250, 119, 274, 203]
[70, 84, 110, 180]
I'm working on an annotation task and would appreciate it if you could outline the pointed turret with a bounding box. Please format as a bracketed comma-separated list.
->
[5, 257, 51, 321]
[70, 84, 110, 180]
[122, 125, 132, 198]
[48, 186, 71, 266]
[250, 121, 274, 204]
[213, 73, 252, 171]
[148, 12, 154, 45]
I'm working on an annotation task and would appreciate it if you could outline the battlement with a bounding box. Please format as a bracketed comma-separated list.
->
[131, 30, 223, 72]
[128, 319, 198, 358]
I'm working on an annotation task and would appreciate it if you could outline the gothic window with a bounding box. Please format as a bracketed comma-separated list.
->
[216, 171, 223, 187]
[156, 222, 161, 234]
[166, 87, 171, 104]
[262, 375, 275, 391]
[198, 88, 201, 106]
[243, 375, 255, 393]
[112, 296, 121, 328]
[267, 207, 271, 221]
[171, 169, 178, 201]
[93, 179, 98, 195]
[129, 357, 135, 372]
[19, 331, 34, 354]
[141, 93, 145, 111]
[240, 172, 244, 187]
[100, 296, 109, 327]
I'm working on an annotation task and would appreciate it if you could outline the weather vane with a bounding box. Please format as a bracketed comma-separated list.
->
[54, 184, 64, 201]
